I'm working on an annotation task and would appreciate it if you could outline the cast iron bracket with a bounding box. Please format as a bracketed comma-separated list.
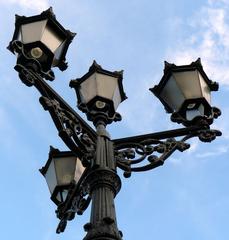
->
[12, 42, 97, 165]
[113, 125, 222, 177]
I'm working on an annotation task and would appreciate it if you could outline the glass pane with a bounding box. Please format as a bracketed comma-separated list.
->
[186, 103, 205, 120]
[80, 73, 97, 103]
[173, 70, 202, 99]
[74, 158, 85, 182]
[160, 75, 185, 111]
[17, 29, 22, 41]
[198, 72, 211, 103]
[21, 20, 47, 44]
[44, 160, 57, 194]
[55, 156, 76, 186]
[56, 189, 68, 203]
[96, 73, 119, 101]
[53, 40, 66, 65]
[112, 85, 122, 110]
[41, 24, 64, 52]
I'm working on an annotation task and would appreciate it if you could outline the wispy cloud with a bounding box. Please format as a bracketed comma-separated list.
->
[118, 74, 162, 134]
[212, 107, 229, 139]
[166, 0, 229, 86]
[0, 0, 49, 11]
[196, 145, 229, 158]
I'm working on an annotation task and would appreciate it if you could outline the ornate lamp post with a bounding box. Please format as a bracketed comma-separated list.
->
[8, 8, 221, 240]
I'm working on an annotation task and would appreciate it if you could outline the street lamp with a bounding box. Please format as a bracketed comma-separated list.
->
[70, 60, 127, 124]
[8, 8, 221, 240]
[40, 146, 85, 205]
[8, 7, 75, 80]
[151, 60, 219, 126]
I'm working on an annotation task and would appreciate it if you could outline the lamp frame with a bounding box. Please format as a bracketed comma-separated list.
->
[151, 58, 219, 114]
[70, 60, 127, 125]
[40, 146, 85, 205]
[8, 7, 76, 72]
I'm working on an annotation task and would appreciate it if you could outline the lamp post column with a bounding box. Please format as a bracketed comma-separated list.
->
[83, 122, 122, 240]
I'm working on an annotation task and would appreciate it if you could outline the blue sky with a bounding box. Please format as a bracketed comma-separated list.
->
[0, 0, 229, 240]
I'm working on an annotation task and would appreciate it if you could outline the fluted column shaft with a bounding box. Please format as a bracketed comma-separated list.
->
[83, 124, 122, 240]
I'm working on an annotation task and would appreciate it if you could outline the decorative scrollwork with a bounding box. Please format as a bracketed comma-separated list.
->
[11, 40, 55, 81]
[56, 180, 91, 234]
[197, 129, 222, 142]
[114, 126, 222, 177]
[39, 96, 96, 166]
[13, 43, 97, 165]
[171, 106, 221, 127]
[114, 138, 190, 177]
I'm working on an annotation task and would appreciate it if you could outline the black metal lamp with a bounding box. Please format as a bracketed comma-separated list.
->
[40, 147, 85, 205]
[70, 61, 127, 124]
[8, 8, 222, 239]
[8, 7, 75, 73]
[150, 58, 219, 125]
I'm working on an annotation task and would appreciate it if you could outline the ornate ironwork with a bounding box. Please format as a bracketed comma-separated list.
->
[12, 42, 97, 164]
[114, 126, 222, 177]
[8, 11, 222, 239]
[170, 106, 221, 126]
[56, 177, 91, 234]
[11, 45, 222, 238]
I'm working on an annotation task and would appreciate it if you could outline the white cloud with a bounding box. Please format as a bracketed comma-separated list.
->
[196, 145, 229, 158]
[117, 74, 162, 134]
[0, 0, 49, 11]
[166, 0, 229, 86]
[212, 107, 229, 139]
[187, 139, 199, 154]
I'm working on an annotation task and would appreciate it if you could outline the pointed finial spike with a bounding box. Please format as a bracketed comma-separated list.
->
[66, 30, 77, 38]
[49, 146, 59, 155]
[15, 14, 22, 20]
[196, 57, 201, 63]
[41, 7, 56, 18]
[114, 70, 124, 76]
[164, 61, 174, 73]
[89, 60, 102, 72]
[191, 57, 202, 68]
[164, 61, 171, 66]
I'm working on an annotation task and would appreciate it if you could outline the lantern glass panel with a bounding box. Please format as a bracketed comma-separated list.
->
[96, 73, 120, 101]
[186, 103, 205, 121]
[41, 24, 64, 52]
[173, 70, 202, 99]
[56, 189, 68, 203]
[160, 70, 211, 112]
[113, 84, 122, 110]
[55, 156, 77, 186]
[160, 75, 185, 111]
[53, 40, 66, 65]
[21, 20, 47, 44]
[198, 72, 211, 103]
[74, 159, 85, 182]
[80, 73, 97, 104]
[20, 20, 64, 53]
[44, 159, 57, 195]
[80, 72, 121, 109]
